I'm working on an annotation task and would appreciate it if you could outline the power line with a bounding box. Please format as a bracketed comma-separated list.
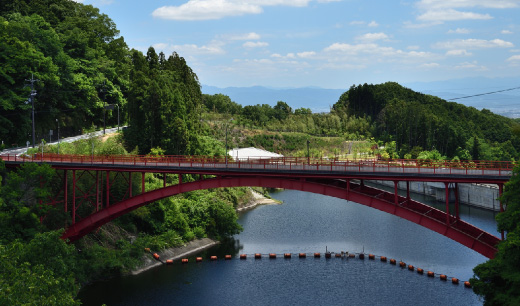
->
[449, 86, 520, 100]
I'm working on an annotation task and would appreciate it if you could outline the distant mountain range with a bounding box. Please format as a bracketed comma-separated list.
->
[202, 77, 520, 117]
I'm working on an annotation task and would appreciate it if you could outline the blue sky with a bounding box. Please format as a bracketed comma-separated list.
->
[75, 0, 520, 89]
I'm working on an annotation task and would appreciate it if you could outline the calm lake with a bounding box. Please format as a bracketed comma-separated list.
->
[79, 186, 496, 305]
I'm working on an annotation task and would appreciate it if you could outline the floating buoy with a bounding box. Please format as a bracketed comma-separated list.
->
[314, 253, 321, 258]
[153, 253, 160, 260]
[269, 253, 276, 259]
[427, 271, 435, 277]
[358, 254, 365, 260]
[255, 253, 262, 259]
[299, 253, 306, 258]
[348, 253, 355, 258]
[380, 256, 387, 262]
[144, 248, 151, 252]
[181, 258, 189, 264]
[368, 254, 375, 260]
[325, 252, 331, 259]
[417, 268, 424, 274]
[196, 257, 203, 262]
[408, 265, 414, 271]
[440, 274, 447, 281]
[452, 278, 459, 285]
[284, 253, 291, 259]
[335, 253, 342, 258]
[390, 259, 396, 265]
[225, 255, 232, 260]
[399, 261, 406, 268]
[464, 281, 472, 288]
[210, 256, 218, 261]
[240, 254, 247, 260]
[166, 259, 173, 265]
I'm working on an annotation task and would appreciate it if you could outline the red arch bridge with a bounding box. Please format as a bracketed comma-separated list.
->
[1, 154, 513, 259]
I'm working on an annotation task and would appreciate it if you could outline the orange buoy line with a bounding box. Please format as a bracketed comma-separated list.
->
[145, 248, 473, 287]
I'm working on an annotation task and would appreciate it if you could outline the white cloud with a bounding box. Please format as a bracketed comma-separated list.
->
[446, 49, 472, 56]
[152, 0, 314, 20]
[297, 51, 316, 58]
[153, 41, 226, 55]
[324, 42, 436, 60]
[418, 9, 492, 21]
[421, 63, 440, 68]
[454, 60, 488, 71]
[368, 21, 379, 27]
[447, 28, 470, 34]
[349, 20, 379, 27]
[417, 0, 520, 10]
[243, 41, 269, 48]
[434, 38, 514, 49]
[501, 30, 513, 34]
[414, 0, 519, 24]
[227, 32, 261, 40]
[407, 45, 421, 50]
[356, 32, 389, 41]
[507, 55, 520, 62]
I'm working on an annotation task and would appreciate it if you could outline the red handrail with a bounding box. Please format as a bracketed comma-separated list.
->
[0, 153, 514, 176]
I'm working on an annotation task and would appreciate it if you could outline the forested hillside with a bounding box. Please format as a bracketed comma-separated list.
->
[333, 82, 520, 160]
[1, 0, 132, 147]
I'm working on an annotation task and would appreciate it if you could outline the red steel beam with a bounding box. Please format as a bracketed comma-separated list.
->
[61, 176, 500, 258]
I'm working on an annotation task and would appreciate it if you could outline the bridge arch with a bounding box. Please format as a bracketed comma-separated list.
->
[62, 175, 499, 258]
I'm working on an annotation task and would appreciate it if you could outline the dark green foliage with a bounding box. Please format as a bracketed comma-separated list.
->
[1, 1, 129, 147]
[0, 231, 80, 305]
[333, 82, 520, 159]
[124, 48, 202, 155]
[471, 167, 520, 305]
[0, 162, 57, 243]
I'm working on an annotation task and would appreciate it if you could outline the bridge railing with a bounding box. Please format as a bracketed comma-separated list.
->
[1, 154, 514, 176]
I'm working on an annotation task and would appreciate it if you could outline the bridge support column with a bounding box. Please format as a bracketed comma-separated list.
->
[179, 174, 182, 184]
[96, 171, 100, 212]
[64, 170, 68, 213]
[406, 181, 410, 203]
[141, 172, 145, 194]
[72, 170, 76, 224]
[394, 181, 399, 206]
[454, 183, 460, 221]
[499, 183, 504, 240]
[444, 182, 450, 225]
[129, 172, 132, 198]
[163, 173, 166, 188]
[106, 171, 110, 208]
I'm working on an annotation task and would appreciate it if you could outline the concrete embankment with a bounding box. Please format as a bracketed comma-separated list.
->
[370, 180, 501, 211]
[132, 238, 218, 275]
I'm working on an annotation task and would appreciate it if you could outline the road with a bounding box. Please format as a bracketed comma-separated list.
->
[0, 127, 122, 156]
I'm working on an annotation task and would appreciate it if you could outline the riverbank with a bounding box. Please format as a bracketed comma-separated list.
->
[237, 189, 281, 212]
[131, 238, 219, 275]
[131, 190, 277, 275]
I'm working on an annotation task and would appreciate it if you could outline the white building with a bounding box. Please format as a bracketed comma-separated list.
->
[228, 147, 283, 161]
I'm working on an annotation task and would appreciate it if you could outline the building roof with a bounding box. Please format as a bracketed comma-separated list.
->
[228, 147, 283, 161]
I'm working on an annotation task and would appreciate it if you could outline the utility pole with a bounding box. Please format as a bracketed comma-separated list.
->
[25, 73, 39, 147]
[101, 80, 106, 135]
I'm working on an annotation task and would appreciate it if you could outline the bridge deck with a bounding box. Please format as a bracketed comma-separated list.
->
[1, 154, 512, 183]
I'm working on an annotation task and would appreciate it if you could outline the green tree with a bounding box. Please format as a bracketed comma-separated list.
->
[471, 167, 520, 305]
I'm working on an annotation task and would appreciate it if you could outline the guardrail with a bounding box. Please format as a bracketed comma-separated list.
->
[1, 154, 514, 177]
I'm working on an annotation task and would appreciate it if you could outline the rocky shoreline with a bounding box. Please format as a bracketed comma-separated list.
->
[131, 189, 279, 275]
